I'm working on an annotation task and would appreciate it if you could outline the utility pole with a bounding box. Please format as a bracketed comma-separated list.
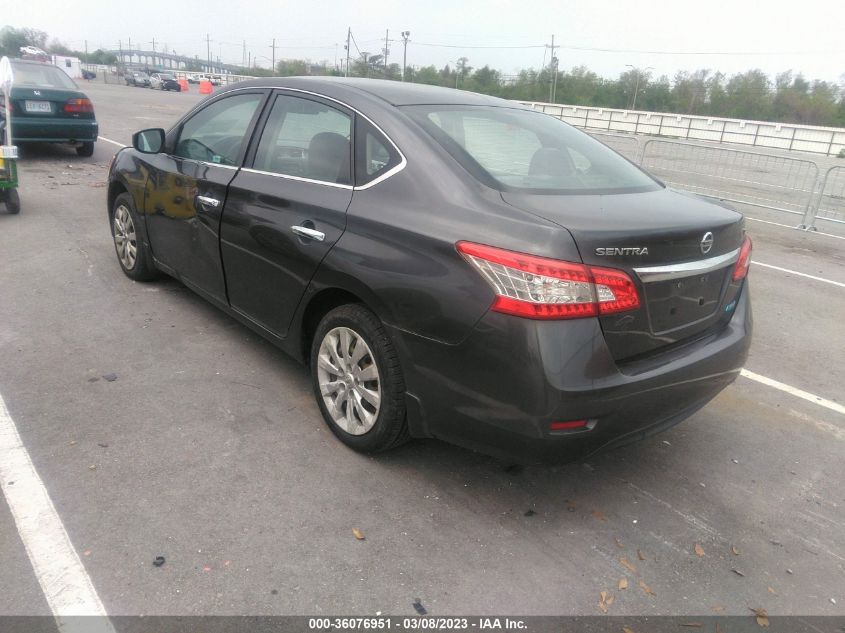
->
[345, 28, 351, 77]
[270, 38, 277, 75]
[84, 40, 88, 64]
[242, 40, 246, 68]
[401, 31, 410, 81]
[383, 29, 389, 78]
[548, 34, 558, 103]
[206, 33, 211, 72]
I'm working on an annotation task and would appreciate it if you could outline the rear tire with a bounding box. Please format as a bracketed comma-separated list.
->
[310, 304, 409, 453]
[77, 142, 95, 157]
[110, 192, 160, 281]
[5, 189, 20, 214]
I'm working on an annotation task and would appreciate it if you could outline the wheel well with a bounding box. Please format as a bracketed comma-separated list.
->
[107, 181, 127, 216]
[300, 288, 364, 362]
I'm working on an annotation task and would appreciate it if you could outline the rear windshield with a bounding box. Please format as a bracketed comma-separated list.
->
[159, 74, 175, 80]
[404, 105, 661, 195]
[11, 62, 78, 90]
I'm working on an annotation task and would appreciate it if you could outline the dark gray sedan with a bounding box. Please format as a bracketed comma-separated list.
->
[106, 78, 752, 463]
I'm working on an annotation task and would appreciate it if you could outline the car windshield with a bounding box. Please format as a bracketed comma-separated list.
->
[404, 105, 661, 195]
[11, 62, 78, 90]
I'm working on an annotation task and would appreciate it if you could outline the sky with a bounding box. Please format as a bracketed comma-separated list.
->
[3, 0, 844, 83]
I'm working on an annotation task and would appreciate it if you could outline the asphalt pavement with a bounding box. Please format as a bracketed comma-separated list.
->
[0, 81, 843, 621]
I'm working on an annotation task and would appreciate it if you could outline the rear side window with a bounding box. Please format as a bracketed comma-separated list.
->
[253, 94, 352, 185]
[354, 119, 401, 186]
[174, 93, 263, 166]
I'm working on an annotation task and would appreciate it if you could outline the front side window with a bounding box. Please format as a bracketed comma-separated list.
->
[253, 94, 352, 184]
[174, 93, 263, 166]
[404, 105, 661, 195]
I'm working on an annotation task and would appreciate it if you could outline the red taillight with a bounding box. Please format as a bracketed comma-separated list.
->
[456, 241, 640, 320]
[733, 235, 752, 281]
[549, 420, 589, 431]
[64, 98, 94, 114]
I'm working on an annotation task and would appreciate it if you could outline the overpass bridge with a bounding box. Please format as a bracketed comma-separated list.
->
[106, 49, 242, 74]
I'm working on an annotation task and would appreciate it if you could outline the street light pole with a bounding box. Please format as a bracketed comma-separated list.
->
[401, 31, 410, 81]
[625, 64, 653, 110]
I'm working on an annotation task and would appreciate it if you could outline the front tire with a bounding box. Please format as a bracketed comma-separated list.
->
[311, 304, 409, 453]
[4, 189, 20, 214]
[77, 142, 94, 157]
[110, 192, 160, 281]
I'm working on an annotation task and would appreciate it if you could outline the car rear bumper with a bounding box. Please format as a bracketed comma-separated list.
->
[393, 282, 752, 463]
[10, 117, 98, 143]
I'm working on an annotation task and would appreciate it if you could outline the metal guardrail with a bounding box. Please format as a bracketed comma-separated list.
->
[577, 128, 842, 231]
[522, 101, 845, 157]
[639, 139, 820, 218]
[805, 166, 845, 226]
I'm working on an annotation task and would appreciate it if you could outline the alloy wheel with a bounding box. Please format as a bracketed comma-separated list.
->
[113, 204, 137, 270]
[316, 327, 382, 435]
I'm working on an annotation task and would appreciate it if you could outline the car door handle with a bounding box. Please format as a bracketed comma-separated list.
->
[291, 225, 325, 242]
[196, 195, 220, 208]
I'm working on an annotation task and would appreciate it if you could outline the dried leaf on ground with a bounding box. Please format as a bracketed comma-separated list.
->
[711, 605, 725, 612]
[598, 590, 612, 613]
[694, 543, 705, 557]
[623, 628, 636, 633]
[352, 528, 365, 540]
[637, 548, 646, 561]
[750, 608, 769, 627]
[592, 510, 607, 521]
[768, 586, 777, 595]
[638, 580, 655, 596]
[731, 568, 745, 577]
[731, 545, 740, 555]
[618, 578, 628, 590]
[614, 537, 624, 548]
[620, 558, 637, 574]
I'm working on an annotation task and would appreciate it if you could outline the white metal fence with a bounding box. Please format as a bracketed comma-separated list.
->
[522, 101, 845, 158]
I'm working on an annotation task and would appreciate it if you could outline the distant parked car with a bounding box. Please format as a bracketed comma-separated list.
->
[209, 75, 223, 86]
[125, 71, 151, 87]
[1, 58, 98, 156]
[150, 73, 180, 91]
[81, 69, 96, 80]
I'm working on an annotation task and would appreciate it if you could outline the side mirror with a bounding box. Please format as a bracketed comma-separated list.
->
[132, 128, 166, 154]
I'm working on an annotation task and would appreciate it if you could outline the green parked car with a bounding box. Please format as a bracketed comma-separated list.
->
[0, 59, 98, 157]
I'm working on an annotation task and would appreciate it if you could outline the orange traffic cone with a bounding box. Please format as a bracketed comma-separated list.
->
[199, 80, 212, 95]
[178, 78, 188, 92]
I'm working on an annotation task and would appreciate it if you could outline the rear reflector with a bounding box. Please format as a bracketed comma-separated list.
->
[457, 241, 640, 320]
[733, 235, 752, 281]
[64, 98, 94, 114]
[549, 420, 589, 431]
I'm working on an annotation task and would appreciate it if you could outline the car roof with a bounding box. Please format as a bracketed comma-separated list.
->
[11, 58, 56, 67]
[222, 76, 518, 108]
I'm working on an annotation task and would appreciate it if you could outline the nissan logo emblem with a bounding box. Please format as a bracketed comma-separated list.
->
[700, 232, 714, 254]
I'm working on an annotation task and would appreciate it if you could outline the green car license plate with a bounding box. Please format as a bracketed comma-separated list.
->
[24, 101, 52, 113]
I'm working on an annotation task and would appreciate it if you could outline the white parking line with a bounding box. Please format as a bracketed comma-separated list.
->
[97, 136, 126, 148]
[745, 216, 845, 241]
[0, 393, 115, 633]
[740, 369, 845, 417]
[753, 261, 845, 288]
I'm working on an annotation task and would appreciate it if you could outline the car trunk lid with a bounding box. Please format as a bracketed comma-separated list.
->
[501, 188, 747, 361]
[10, 86, 94, 120]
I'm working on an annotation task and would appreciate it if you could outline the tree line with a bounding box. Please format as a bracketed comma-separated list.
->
[4, 25, 844, 127]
